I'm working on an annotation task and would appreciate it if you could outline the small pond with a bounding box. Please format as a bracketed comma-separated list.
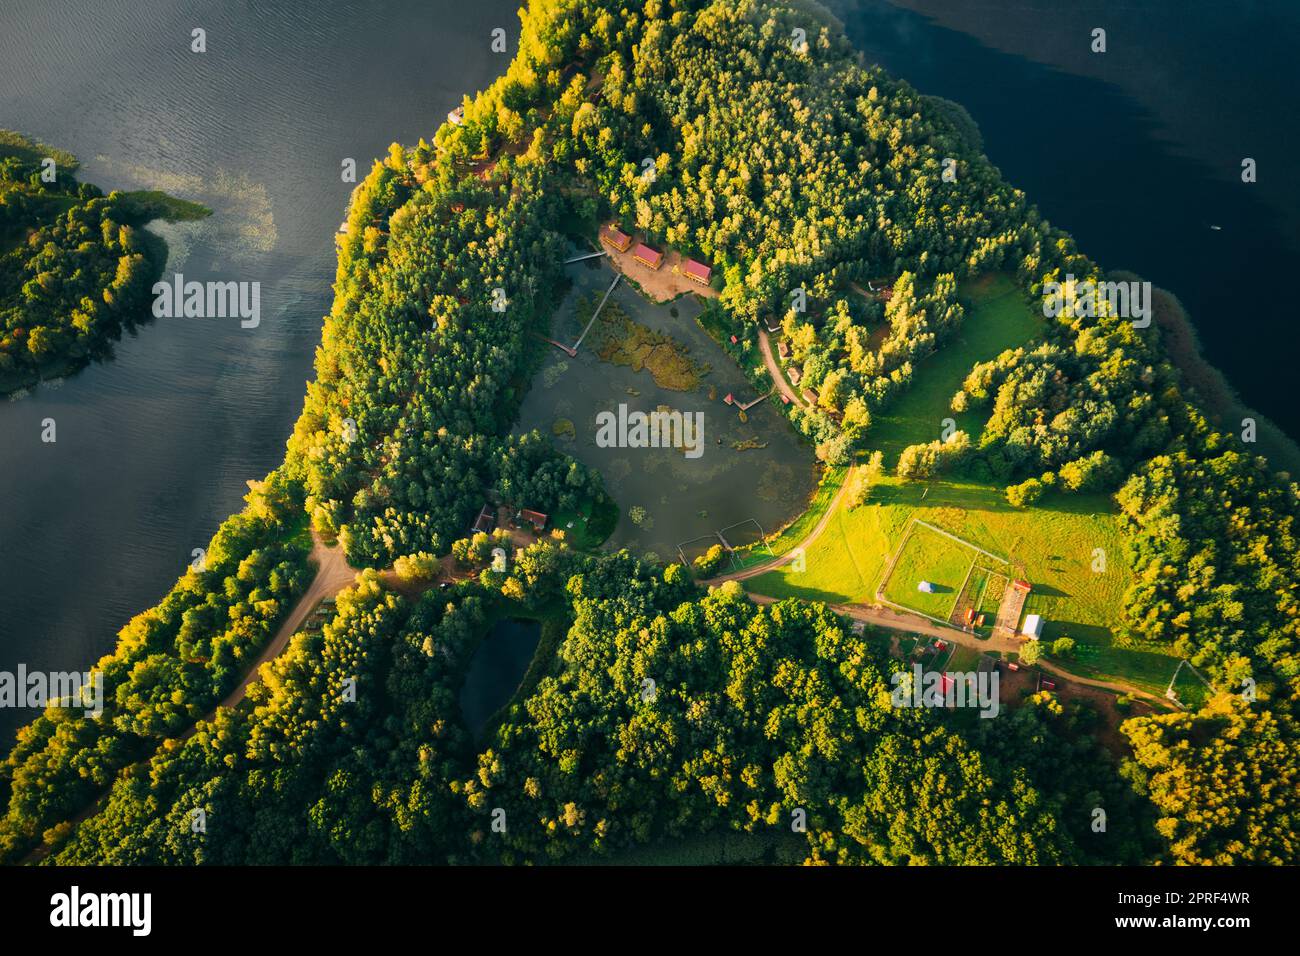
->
[459, 618, 542, 736]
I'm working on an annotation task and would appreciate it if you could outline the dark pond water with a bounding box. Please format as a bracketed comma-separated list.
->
[459, 618, 541, 736]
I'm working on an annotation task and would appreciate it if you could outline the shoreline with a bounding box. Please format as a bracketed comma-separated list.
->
[1138, 275, 1300, 475]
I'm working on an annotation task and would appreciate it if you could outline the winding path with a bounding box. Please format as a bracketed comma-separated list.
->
[703, 465, 856, 585]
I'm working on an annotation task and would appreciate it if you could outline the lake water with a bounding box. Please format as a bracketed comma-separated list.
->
[2, 1, 1297, 747]
[459, 618, 541, 737]
[0, 0, 519, 746]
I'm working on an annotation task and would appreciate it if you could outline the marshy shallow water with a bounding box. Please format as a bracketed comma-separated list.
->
[515, 259, 819, 564]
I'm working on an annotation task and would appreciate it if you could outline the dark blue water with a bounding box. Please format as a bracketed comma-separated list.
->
[459, 618, 542, 736]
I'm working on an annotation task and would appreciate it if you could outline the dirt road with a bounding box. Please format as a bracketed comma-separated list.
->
[757, 327, 805, 407]
[702, 465, 855, 586]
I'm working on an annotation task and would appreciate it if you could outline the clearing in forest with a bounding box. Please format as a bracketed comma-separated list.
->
[879, 519, 1009, 625]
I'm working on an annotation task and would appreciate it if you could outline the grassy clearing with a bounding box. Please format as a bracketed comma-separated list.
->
[746, 274, 1180, 691]
[553, 493, 618, 551]
[881, 522, 986, 620]
[869, 272, 1042, 468]
[728, 465, 844, 571]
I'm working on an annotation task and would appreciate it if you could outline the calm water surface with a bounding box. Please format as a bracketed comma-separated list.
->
[0, 0, 517, 745]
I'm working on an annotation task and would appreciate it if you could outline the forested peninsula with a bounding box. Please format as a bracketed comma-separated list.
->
[0, 130, 209, 393]
[2, 1, 1294, 866]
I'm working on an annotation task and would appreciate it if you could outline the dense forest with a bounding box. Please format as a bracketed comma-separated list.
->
[2, 0, 1297, 866]
[41, 543, 1158, 865]
[0, 130, 209, 392]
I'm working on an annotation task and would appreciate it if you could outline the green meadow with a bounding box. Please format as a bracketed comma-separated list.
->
[746, 274, 1181, 694]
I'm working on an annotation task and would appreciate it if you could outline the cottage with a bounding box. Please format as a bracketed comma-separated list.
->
[632, 243, 664, 270]
[683, 258, 712, 285]
[787, 366, 802, 385]
[518, 509, 548, 533]
[777, 340, 790, 360]
[1021, 613, 1044, 640]
[600, 224, 632, 253]
[801, 388, 819, 405]
[447, 106, 464, 126]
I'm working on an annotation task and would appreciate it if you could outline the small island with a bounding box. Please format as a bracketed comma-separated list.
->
[0, 130, 210, 394]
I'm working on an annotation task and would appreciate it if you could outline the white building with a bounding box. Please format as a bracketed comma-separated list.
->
[1021, 613, 1044, 640]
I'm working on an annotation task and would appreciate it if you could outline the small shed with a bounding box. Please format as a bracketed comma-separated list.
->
[918, 580, 936, 593]
[1021, 613, 1044, 640]
[600, 224, 632, 253]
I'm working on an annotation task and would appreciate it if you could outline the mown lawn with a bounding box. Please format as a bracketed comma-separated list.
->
[868, 272, 1042, 468]
[880, 522, 983, 620]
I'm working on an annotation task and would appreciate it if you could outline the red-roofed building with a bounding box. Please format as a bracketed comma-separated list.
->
[683, 258, 712, 285]
[600, 224, 632, 253]
[518, 509, 548, 533]
[632, 243, 663, 270]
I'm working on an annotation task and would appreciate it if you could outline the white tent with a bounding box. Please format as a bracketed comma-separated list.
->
[917, 581, 936, 593]
[1022, 614, 1044, 639]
